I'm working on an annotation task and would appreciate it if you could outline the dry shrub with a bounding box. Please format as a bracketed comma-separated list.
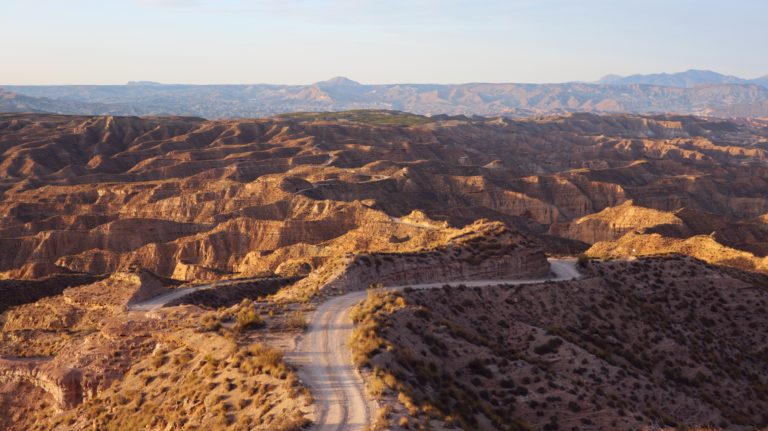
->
[286, 310, 308, 330]
[235, 300, 264, 331]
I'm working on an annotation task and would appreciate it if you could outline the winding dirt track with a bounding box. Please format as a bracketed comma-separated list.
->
[288, 258, 580, 431]
[127, 279, 248, 311]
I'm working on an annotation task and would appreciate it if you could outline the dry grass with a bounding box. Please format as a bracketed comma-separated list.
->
[234, 300, 264, 331]
[42, 338, 310, 431]
[285, 310, 308, 331]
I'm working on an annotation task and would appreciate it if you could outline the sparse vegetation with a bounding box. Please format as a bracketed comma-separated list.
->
[44, 338, 310, 431]
[234, 300, 264, 331]
[285, 310, 308, 330]
[5, 110, 768, 431]
[347, 257, 768, 430]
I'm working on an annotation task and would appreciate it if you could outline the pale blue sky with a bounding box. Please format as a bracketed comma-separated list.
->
[2, 0, 766, 85]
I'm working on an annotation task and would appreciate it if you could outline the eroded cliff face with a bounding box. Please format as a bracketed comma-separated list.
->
[552, 200, 685, 243]
[0, 277, 315, 430]
[586, 231, 768, 272]
[1, 112, 768, 281]
[0, 270, 196, 422]
[275, 220, 550, 300]
[0, 358, 82, 410]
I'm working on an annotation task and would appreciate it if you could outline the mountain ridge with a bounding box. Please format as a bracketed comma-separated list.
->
[1, 83, 766, 119]
[597, 69, 767, 88]
[3, 72, 768, 119]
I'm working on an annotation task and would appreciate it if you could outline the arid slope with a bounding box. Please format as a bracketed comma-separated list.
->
[351, 256, 768, 430]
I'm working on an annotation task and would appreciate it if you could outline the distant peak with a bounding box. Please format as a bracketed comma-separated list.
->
[127, 81, 165, 86]
[595, 70, 749, 88]
[314, 76, 361, 86]
[596, 74, 622, 84]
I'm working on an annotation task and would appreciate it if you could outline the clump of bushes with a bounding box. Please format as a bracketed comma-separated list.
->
[467, 358, 494, 378]
[200, 312, 222, 332]
[286, 310, 308, 330]
[235, 300, 264, 331]
[239, 343, 287, 377]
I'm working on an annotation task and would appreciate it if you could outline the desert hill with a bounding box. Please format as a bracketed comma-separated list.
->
[352, 256, 768, 430]
[0, 269, 314, 430]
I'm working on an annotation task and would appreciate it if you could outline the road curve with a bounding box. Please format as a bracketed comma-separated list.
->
[127, 279, 248, 312]
[289, 257, 580, 431]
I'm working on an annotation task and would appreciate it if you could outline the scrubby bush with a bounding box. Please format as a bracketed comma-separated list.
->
[235, 300, 264, 331]
[200, 312, 222, 331]
[467, 358, 494, 379]
[286, 310, 308, 330]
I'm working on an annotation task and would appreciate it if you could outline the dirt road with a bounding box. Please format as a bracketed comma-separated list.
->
[289, 257, 580, 431]
[127, 279, 245, 311]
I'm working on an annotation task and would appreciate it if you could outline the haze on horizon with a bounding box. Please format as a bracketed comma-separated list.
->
[2, 0, 767, 86]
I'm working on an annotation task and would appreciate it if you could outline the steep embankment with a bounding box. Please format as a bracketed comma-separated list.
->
[553, 200, 684, 243]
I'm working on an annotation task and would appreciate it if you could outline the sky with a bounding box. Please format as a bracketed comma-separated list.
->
[1, 0, 767, 85]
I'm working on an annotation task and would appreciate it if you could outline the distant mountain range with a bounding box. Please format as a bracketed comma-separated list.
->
[597, 69, 768, 88]
[2, 70, 768, 119]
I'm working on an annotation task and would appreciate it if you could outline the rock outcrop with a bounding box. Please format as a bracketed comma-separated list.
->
[274, 220, 549, 299]
[0, 358, 82, 409]
[586, 231, 768, 272]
